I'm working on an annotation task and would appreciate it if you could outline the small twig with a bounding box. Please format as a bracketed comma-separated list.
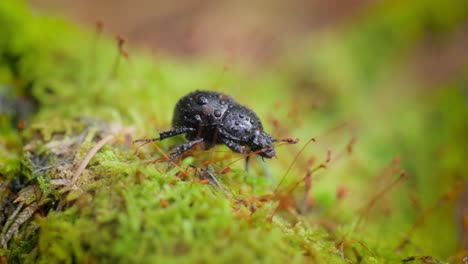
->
[1, 204, 23, 248]
[68, 135, 115, 187]
[32, 161, 69, 174]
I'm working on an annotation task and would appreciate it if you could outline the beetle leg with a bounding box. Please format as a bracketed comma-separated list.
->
[160, 127, 196, 140]
[169, 138, 204, 162]
[222, 139, 246, 154]
[221, 139, 251, 171]
[134, 127, 196, 143]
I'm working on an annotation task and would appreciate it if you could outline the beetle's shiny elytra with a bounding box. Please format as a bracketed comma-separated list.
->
[135, 90, 277, 163]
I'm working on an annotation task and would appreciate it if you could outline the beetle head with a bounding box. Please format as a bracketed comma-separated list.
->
[250, 130, 276, 158]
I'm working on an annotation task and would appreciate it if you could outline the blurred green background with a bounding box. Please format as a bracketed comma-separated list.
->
[1, 0, 467, 263]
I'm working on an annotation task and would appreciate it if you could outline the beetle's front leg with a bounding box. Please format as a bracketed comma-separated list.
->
[169, 138, 204, 162]
[134, 127, 196, 143]
[221, 139, 251, 171]
[222, 139, 246, 154]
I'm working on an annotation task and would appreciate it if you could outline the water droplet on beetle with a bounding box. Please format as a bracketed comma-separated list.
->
[197, 96, 208, 105]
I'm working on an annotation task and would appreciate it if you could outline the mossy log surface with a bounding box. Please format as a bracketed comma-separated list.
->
[1, 1, 467, 263]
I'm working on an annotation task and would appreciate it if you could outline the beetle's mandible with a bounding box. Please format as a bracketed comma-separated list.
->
[135, 90, 278, 164]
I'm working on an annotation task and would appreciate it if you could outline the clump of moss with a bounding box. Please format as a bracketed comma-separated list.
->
[1, 0, 467, 263]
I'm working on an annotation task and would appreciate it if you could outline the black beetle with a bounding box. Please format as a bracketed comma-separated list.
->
[135, 90, 280, 165]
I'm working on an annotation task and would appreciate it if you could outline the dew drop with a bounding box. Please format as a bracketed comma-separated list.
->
[197, 96, 208, 105]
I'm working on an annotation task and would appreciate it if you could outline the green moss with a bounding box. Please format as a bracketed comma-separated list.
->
[0, 0, 466, 263]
